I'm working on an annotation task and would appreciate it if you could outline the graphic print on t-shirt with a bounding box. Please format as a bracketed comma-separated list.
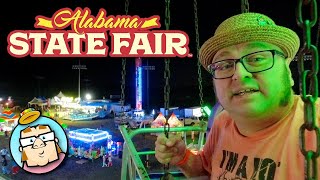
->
[218, 150, 281, 180]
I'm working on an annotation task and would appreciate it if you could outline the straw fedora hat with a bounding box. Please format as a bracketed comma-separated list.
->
[199, 12, 300, 72]
[19, 108, 41, 125]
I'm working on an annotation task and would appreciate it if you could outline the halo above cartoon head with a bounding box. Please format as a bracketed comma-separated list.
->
[19, 108, 41, 125]
[199, 12, 300, 72]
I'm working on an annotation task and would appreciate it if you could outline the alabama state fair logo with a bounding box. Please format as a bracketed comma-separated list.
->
[7, 7, 191, 58]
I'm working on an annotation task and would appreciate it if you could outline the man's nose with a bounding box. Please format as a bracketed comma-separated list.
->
[32, 138, 45, 149]
[231, 62, 253, 81]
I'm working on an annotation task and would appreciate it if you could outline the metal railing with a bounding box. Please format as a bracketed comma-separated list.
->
[119, 122, 207, 180]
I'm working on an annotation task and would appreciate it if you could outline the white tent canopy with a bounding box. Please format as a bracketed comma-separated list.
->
[151, 112, 166, 128]
[28, 97, 47, 106]
[28, 97, 42, 105]
[168, 113, 183, 127]
[49, 97, 62, 106]
[55, 91, 66, 98]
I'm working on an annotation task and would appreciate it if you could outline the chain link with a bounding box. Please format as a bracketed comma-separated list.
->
[120, 59, 126, 106]
[164, 0, 171, 117]
[162, 0, 171, 179]
[296, 0, 319, 179]
[193, 0, 205, 119]
[241, 0, 249, 13]
[316, 18, 320, 48]
[164, 0, 171, 31]
[120, 0, 130, 109]
[124, 0, 129, 15]
[164, 60, 171, 111]
[163, 0, 171, 123]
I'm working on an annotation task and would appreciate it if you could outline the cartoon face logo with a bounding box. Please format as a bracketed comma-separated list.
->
[20, 125, 63, 166]
[10, 108, 68, 174]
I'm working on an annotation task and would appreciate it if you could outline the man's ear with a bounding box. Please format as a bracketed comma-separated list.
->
[55, 137, 59, 143]
[19, 146, 22, 152]
[286, 58, 295, 87]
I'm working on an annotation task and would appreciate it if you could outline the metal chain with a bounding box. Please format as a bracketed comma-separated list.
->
[124, 0, 129, 15]
[164, 0, 171, 31]
[164, 57, 171, 118]
[120, 59, 126, 107]
[164, 0, 171, 132]
[120, 0, 130, 109]
[296, 0, 319, 179]
[164, 60, 170, 113]
[241, 0, 249, 13]
[162, 0, 171, 179]
[193, 0, 205, 120]
[316, 18, 320, 48]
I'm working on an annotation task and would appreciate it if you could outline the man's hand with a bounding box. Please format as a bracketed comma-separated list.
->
[155, 133, 186, 165]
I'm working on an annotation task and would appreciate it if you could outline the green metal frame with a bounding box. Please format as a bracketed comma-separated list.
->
[119, 122, 207, 180]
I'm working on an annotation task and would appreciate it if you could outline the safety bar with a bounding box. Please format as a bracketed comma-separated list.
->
[119, 122, 207, 180]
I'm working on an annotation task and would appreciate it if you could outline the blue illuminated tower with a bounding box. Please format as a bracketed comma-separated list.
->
[135, 57, 142, 111]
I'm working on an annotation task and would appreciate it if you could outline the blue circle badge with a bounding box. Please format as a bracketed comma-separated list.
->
[9, 108, 68, 174]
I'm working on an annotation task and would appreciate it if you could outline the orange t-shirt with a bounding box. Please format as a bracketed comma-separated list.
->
[200, 95, 320, 180]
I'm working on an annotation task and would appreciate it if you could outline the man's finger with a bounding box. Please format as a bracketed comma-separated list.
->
[155, 133, 168, 145]
[155, 152, 172, 164]
[156, 151, 174, 160]
[166, 133, 183, 147]
[155, 144, 168, 153]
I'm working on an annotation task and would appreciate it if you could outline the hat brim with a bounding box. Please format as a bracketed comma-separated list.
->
[199, 26, 300, 72]
[19, 111, 41, 125]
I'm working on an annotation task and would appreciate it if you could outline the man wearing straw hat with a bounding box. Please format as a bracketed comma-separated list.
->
[155, 12, 320, 179]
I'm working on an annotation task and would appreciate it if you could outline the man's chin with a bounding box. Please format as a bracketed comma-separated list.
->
[232, 107, 269, 118]
[26, 161, 47, 167]
[36, 161, 50, 166]
[27, 159, 53, 167]
[38, 162, 48, 166]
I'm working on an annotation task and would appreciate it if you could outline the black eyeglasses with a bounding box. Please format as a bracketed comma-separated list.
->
[207, 50, 286, 79]
[20, 131, 55, 147]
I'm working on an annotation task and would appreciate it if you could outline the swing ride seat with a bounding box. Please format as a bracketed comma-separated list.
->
[119, 123, 207, 180]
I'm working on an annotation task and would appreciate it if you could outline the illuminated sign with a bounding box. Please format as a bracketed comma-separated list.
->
[7, 7, 191, 58]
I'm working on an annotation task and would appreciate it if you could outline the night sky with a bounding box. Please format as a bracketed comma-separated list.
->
[0, 0, 310, 110]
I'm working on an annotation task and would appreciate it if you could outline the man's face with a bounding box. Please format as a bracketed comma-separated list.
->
[212, 41, 294, 119]
[19, 125, 59, 166]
